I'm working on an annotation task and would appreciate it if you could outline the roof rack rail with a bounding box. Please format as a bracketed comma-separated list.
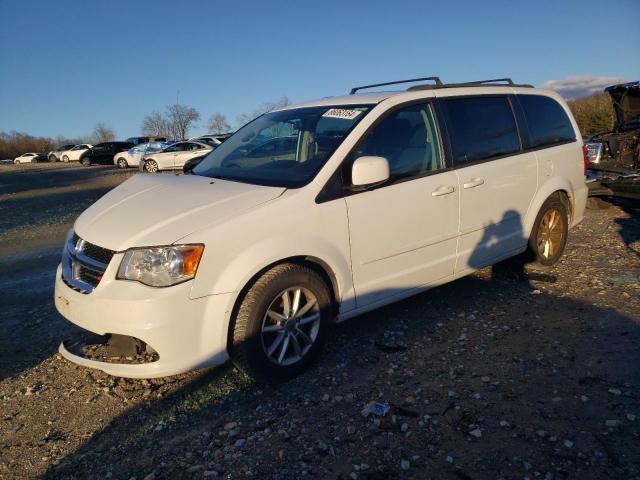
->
[407, 77, 534, 91]
[349, 76, 443, 95]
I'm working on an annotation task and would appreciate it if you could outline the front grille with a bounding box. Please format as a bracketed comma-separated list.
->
[62, 233, 114, 293]
[71, 233, 114, 265]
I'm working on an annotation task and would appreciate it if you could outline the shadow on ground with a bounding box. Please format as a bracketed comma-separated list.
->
[42, 264, 640, 479]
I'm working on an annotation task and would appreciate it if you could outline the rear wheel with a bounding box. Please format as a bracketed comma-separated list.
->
[48, 155, 57, 162]
[144, 159, 159, 173]
[81, 157, 91, 167]
[528, 195, 568, 266]
[231, 263, 332, 382]
[117, 158, 128, 169]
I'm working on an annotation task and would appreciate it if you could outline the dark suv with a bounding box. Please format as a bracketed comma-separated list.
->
[79, 142, 135, 166]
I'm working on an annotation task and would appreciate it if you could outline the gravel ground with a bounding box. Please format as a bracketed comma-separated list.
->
[0, 164, 639, 480]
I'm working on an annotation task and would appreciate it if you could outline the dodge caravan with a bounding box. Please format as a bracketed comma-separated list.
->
[54, 77, 588, 380]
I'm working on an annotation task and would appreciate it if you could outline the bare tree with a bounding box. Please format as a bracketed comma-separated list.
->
[207, 113, 231, 134]
[142, 111, 171, 138]
[166, 104, 200, 140]
[92, 122, 115, 144]
[235, 96, 290, 128]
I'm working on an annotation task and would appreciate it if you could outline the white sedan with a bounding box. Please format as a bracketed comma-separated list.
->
[59, 144, 92, 163]
[140, 141, 213, 173]
[114, 142, 171, 169]
[14, 153, 39, 164]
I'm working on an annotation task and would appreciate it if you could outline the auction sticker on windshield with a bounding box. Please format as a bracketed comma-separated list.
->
[322, 108, 363, 120]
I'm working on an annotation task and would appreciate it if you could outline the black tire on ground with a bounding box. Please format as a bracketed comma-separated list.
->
[81, 157, 91, 167]
[527, 194, 569, 266]
[144, 160, 158, 173]
[117, 158, 128, 169]
[231, 263, 332, 382]
[48, 155, 57, 162]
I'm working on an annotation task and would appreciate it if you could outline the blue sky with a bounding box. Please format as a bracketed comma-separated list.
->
[1, 0, 638, 139]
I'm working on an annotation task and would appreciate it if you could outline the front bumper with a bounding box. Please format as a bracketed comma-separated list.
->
[54, 264, 232, 378]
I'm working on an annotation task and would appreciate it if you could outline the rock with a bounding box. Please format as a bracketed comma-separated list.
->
[404, 396, 416, 405]
[203, 471, 218, 478]
[234, 439, 246, 448]
[580, 395, 589, 402]
[608, 388, 622, 396]
[223, 422, 237, 431]
[563, 440, 574, 448]
[469, 428, 482, 438]
[322, 394, 330, 402]
[142, 474, 155, 480]
[605, 419, 621, 427]
[400, 459, 410, 470]
[446, 456, 453, 463]
[499, 420, 510, 427]
[626, 414, 637, 421]
[531, 289, 542, 295]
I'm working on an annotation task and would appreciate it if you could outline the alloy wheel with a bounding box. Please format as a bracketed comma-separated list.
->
[536, 208, 565, 260]
[261, 287, 321, 366]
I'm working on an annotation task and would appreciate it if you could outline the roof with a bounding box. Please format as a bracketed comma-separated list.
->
[278, 86, 558, 112]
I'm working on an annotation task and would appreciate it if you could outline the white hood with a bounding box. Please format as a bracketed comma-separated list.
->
[74, 174, 285, 251]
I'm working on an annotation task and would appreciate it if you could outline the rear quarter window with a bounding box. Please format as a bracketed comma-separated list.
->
[517, 95, 576, 148]
[442, 96, 520, 165]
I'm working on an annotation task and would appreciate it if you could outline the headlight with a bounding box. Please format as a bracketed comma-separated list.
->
[117, 245, 204, 287]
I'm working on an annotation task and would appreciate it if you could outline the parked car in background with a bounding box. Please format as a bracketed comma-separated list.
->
[114, 141, 173, 169]
[14, 152, 39, 163]
[140, 141, 213, 173]
[48, 144, 77, 162]
[125, 136, 168, 146]
[59, 144, 92, 163]
[190, 134, 231, 145]
[54, 77, 587, 380]
[585, 80, 640, 201]
[79, 142, 135, 166]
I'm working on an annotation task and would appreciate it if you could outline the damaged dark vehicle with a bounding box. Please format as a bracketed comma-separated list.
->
[586, 81, 640, 201]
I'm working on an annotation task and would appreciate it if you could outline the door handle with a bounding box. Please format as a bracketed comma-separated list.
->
[431, 185, 455, 197]
[463, 178, 484, 189]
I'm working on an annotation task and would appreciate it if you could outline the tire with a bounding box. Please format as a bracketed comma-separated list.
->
[14, 160, 20, 164]
[62, 155, 69, 163]
[231, 263, 332, 382]
[81, 157, 91, 167]
[527, 194, 568, 266]
[144, 159, 159, 173]
[48, 155, 57, 162]
[117, 158, 128, 169]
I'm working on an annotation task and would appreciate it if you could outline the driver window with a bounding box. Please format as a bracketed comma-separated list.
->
[352, 103, 444, 182]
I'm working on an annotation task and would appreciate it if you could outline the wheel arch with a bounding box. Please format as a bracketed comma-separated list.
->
[525, 179, 574, 238]
[223, 255, 342, 355]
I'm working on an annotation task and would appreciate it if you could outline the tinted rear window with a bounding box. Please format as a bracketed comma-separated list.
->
[517, 95, 575, 148]
[443, 96, 520, 165]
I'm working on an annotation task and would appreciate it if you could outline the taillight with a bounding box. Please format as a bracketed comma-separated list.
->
[582, 145, 588, 176]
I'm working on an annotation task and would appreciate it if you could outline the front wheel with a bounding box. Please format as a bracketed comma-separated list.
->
[527, 195, 568, 266]
[144, 159, 159, 173]
[81, 157, 91, 167]
[48, 155, 57, 162]
[117, 158, 128, 169]
[62, 155, 69, 163]
[231, 263, 332, 382]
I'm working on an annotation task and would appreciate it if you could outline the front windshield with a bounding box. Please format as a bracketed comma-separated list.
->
[192, 105, 373, 187]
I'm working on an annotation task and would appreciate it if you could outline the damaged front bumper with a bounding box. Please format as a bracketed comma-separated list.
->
[54, 264, 232, 378]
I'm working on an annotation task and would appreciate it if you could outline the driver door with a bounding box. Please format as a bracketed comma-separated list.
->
[344, 102, 460, 308]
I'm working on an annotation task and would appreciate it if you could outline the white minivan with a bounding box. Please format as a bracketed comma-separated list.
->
[54, 78, 588, 380]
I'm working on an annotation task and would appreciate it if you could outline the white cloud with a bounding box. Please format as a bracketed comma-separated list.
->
[543, 74, 627, 99]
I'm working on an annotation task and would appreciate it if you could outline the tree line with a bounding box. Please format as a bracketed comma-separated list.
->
[567, 92, 615, 135]
[141, 96, 290, 138]
[0, 123, 115, 160]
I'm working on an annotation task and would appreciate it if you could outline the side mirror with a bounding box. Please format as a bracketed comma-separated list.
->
[351, 156, 390, 188]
